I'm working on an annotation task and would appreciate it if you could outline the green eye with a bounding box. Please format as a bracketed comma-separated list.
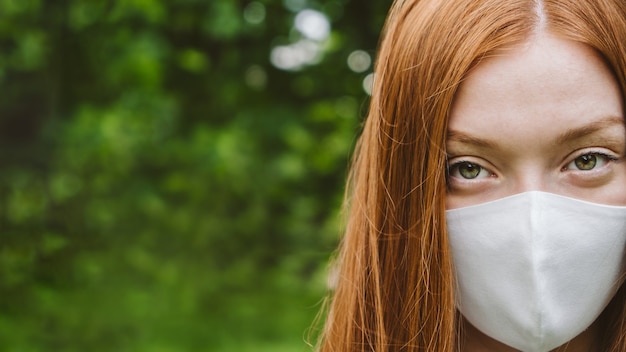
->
[573, 154, 597, 170]
[453, 162, 483, 179]
[566, 153, 616, 172]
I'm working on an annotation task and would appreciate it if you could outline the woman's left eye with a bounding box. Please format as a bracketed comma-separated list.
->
[565, 152, 616, 171]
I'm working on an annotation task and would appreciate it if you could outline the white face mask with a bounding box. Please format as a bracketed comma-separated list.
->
[446, 191, 626, 352]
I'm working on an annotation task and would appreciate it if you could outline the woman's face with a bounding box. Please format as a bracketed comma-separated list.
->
[446, 33, 626, 209]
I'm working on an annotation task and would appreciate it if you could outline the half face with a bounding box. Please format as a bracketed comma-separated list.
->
[446, 33, 626, 209]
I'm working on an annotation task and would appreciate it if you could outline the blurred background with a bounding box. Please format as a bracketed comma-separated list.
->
[0, 0, 391, 351]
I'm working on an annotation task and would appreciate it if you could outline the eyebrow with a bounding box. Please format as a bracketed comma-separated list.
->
[446, 115, 625, 149]
[555, 115, 625, 145]
[446, 130, 498, 149]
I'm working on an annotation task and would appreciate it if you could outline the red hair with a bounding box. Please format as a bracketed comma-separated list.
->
[317, 0, 626, 351]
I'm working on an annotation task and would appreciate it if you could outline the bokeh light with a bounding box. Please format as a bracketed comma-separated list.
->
[283, 0, 307, 12]
[363, 72, 374, 95]
[347, 50, 371, 73]
[271, 39, 322, 71]
[270, 8, 331, 71]
[295, 9, 330, 41]
[245, 65, 268, 89]
[243, 2, 266, 25]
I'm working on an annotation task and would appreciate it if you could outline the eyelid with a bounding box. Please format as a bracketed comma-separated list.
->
[447, 156, 493, 169]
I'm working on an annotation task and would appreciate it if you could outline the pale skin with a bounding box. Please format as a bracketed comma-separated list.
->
[446, 33, 626, 351]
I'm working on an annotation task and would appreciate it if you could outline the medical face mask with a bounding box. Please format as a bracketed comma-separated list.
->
[446, 191, 626, 352]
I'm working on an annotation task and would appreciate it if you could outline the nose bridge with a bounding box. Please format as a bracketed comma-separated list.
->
[511, 164, 550, 194]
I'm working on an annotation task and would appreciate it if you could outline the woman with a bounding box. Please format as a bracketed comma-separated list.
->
[317, 0, 626, 351]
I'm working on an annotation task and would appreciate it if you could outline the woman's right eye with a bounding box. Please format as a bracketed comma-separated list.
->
[448, 161, 491, 180]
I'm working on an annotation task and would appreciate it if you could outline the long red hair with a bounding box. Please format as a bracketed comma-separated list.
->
[317, 0, 626, 351]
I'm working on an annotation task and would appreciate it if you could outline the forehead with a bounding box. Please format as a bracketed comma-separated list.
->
[448, 34, 624, 143]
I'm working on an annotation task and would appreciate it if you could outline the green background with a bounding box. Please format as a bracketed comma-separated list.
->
[0, 0, 390, 351]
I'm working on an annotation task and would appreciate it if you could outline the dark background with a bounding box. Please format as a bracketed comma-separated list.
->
[0, 0, 391, 350]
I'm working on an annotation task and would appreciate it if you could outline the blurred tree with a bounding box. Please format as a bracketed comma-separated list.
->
[0, 0, 391, 351]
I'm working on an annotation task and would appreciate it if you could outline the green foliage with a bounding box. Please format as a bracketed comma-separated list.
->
[0, 0, 391, 350]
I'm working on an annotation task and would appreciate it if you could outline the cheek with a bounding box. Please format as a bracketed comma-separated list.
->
[446, 190, 506, 209]
[601, 176, 626, 206]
